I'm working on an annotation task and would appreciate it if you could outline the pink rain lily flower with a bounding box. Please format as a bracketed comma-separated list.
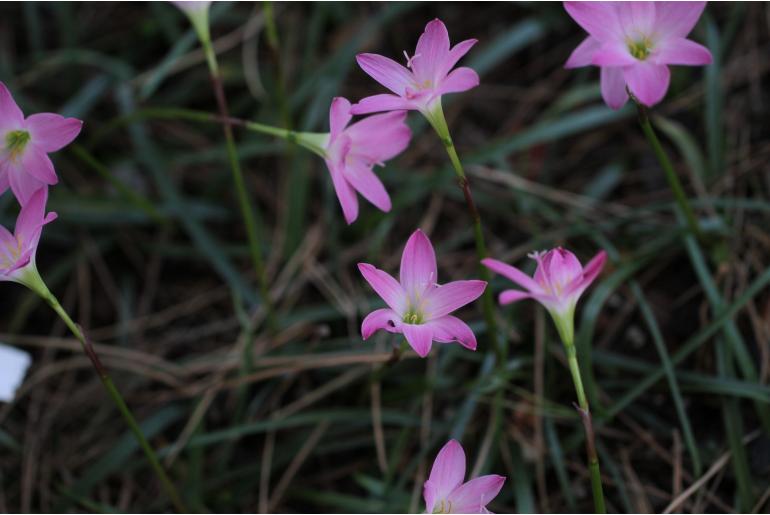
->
[0, 343, 31, 402]
[0, 188, 57, 284]
[318, 97, 411, 224]
[0, 82, 82, 205]
[482, 248, 607, 344]
[564, 1, 712, 109]
[424, 440, 506, 514]
[358, 229, 486, 357]
[351, 18, 479, 116]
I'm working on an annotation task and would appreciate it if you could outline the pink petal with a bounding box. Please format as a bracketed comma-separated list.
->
[499, 289, 532, 305]
[21, 145, 58, 185]
[0, 82, 24, 133]
[16, 187, 56, 253]
[424, 280, 486, 319]
[654, 2, 707, 39]
[413, 19, 451, 84]
[563, 2, 623, 42]
[566, 250, 607, 297]
[565, 36, 601, 68]
[600, 66, 629, 110]
[544, 248, 583, 290]
[426, 440, 466, 505]
[328, 97, 352, 139]
[423, 480, 439, 515]
[481, 258, 541, 294]
[361, 308, 401, 340]
[400, 229, 437, 296]
[446, 474, 506, 514]
[325, 160, 359, 224]
[438, 67, 480, 95]
[355, 53, 415, 96]
[591, 43, 636, 67]
[0, 224, 17, 272]
[346, 111, 411, 162]
[357, 263, 407, 315]
[402, 322, 433, 357]
[617, 1, 656, 38]
[25, 113, 83, 153]
[623, 62, 671, 107]
[429, 315, 477, 350]
[8, 165, 46, 206]
[342, 160, 391, 213]
[440, 39, 478, 78]
[0, 161, 10, 196]
[350, 94, 414, 115]
[653, 38, 712, 66]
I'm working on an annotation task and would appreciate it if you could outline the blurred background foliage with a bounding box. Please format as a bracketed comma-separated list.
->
[1, 1, 769, 513]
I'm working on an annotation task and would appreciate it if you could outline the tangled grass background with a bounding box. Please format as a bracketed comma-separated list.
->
[1, 2, 769, 513]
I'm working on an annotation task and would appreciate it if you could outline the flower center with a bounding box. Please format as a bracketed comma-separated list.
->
[0, 237, 23, 270]
[433, 499, 452, 514]
[627, 38, 653, 60]
[5, 130, 31, 163]
[402, 309, 424, 325]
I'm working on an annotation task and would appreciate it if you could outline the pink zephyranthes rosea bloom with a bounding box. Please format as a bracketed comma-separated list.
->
[351, 18, 479, 116]
[358, 229, 486, 357]
[321, 97, 411, 224]
[564, 1, 712, 109]
[0, 82, 82, 205]
[424, 440, 506, 514]
[482, 248, 607, 343]
[0, 188, 57, 283]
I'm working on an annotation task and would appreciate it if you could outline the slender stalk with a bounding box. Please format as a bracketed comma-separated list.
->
[424, 102, 502, 362]
[634, 101, 702, 239]
[34, 279, 186, 513]
[197, 28, 275, 327]
[564, 336, 606, 514]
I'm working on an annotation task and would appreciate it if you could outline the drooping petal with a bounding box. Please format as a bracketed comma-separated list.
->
[600, 66, 629, 110]
[440, 39, 478, 78]
[358, 263, 407, 315]
[445, 474, 506, 514]
[361, 308, 401, 340]
[429, 315, 477, 350]
[402, 322, 433, 357]
[653, 38, 712, 66]
[413, 19, 451, 84]
[0, 343, 32, 402]
[565, 36, 601, 68]
[16, 187, 56, 254]
[325, 160, 359, 224]
[616, 1, 656, 40]
[355, 53, 415, 96]
[350, 94, 415, 115]
[20, 144, 58, 185]
[346, 111, 412, 162]
[426, 440, 466, 506]
[438, 67, 480, 95]
[563, 2, 623, 43]
[400, 229, 437, 296]
[0, 82, 25, 133]
[342, 160, 392, 213]
[423, 280, 486, 319]
[591, 42, 636, 67]
[328, 97, 352, 139]
[654, 2, 707, 39]
[25, 113, 83, 153]
[623, 61, 671, 107]
[481, 258, 542, 294]
[7, 165, 45, 206]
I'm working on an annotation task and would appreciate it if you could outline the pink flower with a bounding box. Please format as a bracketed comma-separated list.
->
[351, 19, 479, 116]
[322, 97, 411, 224]
[358, 229, 486, 357]
[0, 188, 57, 282]
[0, 82, 82, 205]
[482, 248, 607, 343]
[564, 2, 712, 109]
[423, 440, 506, 514]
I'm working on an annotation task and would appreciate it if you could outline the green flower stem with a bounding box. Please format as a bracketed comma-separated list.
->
[562, 331, 606, 514]
[424, 101, 502, 362]
[634, 100, 702, 239]
[196, 27, 274, 327]
[25, 270, 186, 513]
